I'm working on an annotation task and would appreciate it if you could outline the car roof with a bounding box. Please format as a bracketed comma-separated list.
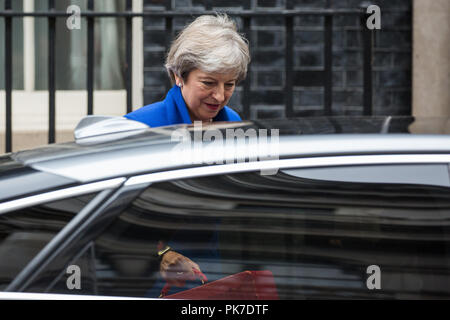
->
[7, 116, 450, 183]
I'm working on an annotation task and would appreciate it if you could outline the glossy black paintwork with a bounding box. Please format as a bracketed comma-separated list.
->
[0, 154, 77, 202]
[14, 170, 449, 299]
[0, 193, 97, 290]
[1, 116, 449, 299]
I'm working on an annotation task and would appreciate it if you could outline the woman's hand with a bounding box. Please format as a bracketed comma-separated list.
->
[160, 250, 202, 287]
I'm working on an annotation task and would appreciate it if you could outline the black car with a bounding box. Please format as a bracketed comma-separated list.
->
[0, 116, 449, 299]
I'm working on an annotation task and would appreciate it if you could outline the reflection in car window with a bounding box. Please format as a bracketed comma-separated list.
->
[86, 171, 450, 299]
[0, 193, 97, 290]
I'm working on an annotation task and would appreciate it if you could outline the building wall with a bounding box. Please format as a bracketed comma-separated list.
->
[142, 0, 413, 119]
[412, 0, 449, 118]
[409, 0, 450, 134]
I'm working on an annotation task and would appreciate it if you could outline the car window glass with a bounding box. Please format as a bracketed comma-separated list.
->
[45, 242, 97, 295]
[62, 171, 450, 299]
[0, 193, 97, 290]
[282, 164, 450, 188]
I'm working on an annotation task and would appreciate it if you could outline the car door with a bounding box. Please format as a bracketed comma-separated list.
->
[17, 157, 450, 299]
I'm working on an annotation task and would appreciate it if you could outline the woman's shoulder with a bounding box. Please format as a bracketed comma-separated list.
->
[221, 106, 242, 121]
[124, 101, 168, 127]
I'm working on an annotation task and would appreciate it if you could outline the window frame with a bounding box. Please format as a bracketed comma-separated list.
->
[124, 153, 450, 188]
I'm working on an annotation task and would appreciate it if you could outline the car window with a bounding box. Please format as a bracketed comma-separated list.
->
[44, 241, 98, 295]
[282, 164, 450, 187]
[0, 193, 97, 290]
[43, 170, 450, 299]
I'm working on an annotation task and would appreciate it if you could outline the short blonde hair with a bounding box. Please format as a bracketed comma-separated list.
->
[165, 14, 250, 84]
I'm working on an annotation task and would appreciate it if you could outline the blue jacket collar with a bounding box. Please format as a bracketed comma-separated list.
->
[165, 84, 231, 124]
[165, 85, 192, 125]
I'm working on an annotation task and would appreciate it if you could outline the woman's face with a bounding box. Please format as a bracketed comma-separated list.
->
[175, 69, 237, 122]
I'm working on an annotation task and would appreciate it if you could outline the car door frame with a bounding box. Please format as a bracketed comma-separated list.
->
[5, 151, 450, 295]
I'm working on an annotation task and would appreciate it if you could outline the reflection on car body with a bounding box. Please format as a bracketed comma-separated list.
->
[0, 116, 450, 299]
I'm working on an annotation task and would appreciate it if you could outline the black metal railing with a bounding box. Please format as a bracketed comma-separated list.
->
[1, 0, 374, 153]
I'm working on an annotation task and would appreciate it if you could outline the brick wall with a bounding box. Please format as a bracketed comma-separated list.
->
[143, 0, 412, 120]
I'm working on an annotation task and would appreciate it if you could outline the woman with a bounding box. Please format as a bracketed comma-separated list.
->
[125, 14, 250, 296]
[125, 13, 250, 126]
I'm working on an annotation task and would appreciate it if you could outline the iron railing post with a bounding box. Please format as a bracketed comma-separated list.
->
[242, 2, 252, 120]
[324, 0, 333, 115]
[126, 0, 133, 113]
[285, 0, 294, 118]
[4, 0, 12, 152]
[164, 0, 173, 93]
[87, 0, 94, 115]
[361, 2, 374, 115]
[48, 0, 56, 144]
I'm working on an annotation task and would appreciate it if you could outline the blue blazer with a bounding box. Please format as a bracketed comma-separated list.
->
[124, 84, 241, 127]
